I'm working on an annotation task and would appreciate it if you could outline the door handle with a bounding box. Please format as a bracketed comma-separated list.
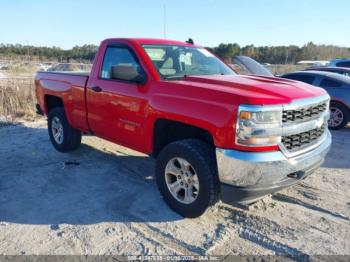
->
[91, 86, 102, 92]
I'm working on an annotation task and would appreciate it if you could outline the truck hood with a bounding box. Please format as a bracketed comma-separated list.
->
[175, 74, 327, 104]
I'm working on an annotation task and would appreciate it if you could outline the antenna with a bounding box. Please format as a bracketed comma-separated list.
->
[163, 4, 167, 39]
[186, 38, 194, 45]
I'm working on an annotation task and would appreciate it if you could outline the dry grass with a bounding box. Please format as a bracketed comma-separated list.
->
[0, 60, 92, 124]
[7, 63, 37, 76]
[0, 78, 36, 122]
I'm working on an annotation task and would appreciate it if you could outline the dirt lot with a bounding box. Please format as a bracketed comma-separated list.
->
[0, 119, 349, 257]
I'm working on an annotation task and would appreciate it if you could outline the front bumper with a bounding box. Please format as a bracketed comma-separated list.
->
[216, 130, 332, 204]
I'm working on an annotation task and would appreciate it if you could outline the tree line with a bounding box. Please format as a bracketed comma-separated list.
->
[1, 42, 349, 64]
[208, 42, 350, 64]
[0, 44, 97, 62]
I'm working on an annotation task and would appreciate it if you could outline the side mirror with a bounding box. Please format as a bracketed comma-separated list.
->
[111, 65, 147, 84]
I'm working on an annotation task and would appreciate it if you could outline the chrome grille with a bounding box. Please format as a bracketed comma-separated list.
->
[282, 102, 327, 123]
[279, 95, 330, 156]
[282, 124, 326, 152]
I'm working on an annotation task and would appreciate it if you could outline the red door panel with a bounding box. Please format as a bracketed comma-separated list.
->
[86, 79, 149, 152]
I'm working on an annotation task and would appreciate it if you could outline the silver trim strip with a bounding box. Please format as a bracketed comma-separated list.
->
[238, 104, 282, 112]
[282, 111, 329, 136]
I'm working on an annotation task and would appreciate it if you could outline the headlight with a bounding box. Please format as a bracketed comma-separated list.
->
[236, 105, 282, 146]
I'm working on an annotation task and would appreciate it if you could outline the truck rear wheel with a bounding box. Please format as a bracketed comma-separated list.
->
[48, 107, 82, 152]
[155, 139, 220, 218]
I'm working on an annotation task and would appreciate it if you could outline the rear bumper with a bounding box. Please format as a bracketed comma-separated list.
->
[216, 130, 332, 204]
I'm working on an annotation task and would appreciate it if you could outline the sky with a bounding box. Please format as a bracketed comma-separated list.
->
[1, 0, 349, 49]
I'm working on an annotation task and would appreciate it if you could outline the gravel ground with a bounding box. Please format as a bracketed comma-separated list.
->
[0, 119, 349, 257]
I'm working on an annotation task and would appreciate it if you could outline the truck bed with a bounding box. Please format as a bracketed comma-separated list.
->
[36, 71, 89, 87]
[35, 70, 90, 132]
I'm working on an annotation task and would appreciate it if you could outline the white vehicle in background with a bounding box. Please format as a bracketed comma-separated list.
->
[297, 60, 330, 67]
[36, 63, 52, 71]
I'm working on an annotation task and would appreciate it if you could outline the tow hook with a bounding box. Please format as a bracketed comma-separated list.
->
[287, 172, 299, 179]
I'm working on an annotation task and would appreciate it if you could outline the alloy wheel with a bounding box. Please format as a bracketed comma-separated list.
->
[51, 116, 64, 144]
[164, 157, 200, 204]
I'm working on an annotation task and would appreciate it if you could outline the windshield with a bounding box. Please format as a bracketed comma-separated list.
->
[142, 44, 235, 79]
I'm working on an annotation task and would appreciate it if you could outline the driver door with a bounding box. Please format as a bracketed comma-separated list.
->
[86, 44, 149, 152]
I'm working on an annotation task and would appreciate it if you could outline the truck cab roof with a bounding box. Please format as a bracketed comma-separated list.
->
[102, 38, 201, 47]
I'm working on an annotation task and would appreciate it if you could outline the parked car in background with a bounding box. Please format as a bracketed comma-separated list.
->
[328, 58, 350, 68]
[281, 71, 350, 129]
[305, 66, 350, 77]
[231, 56, 274, 77]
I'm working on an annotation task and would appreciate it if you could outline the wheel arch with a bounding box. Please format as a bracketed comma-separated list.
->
[152, 119, 215, 157]
[44, 95, 64, 114]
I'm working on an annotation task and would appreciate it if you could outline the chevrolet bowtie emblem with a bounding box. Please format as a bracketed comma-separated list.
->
[315, 118, 324, 128]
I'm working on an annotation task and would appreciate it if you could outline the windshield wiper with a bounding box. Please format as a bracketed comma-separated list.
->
[163, 75, 188, 80]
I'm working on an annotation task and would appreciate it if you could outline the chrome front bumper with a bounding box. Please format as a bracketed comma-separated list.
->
[216, 130, 332, 189]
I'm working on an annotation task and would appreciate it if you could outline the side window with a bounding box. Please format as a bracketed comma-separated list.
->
[320, 78, 342, 88]
[336, 61, 350, 68]
[100, 46, 140, 80]
[286, 74, 315, 84]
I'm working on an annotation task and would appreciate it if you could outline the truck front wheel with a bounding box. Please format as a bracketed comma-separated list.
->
[155, 139, 220, 218]
[48, 107, 82, 152]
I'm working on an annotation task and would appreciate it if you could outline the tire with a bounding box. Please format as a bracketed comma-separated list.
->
[156, 139, 220, 218]
[328, 102, 349, 130]
[48, 107, 82, 152]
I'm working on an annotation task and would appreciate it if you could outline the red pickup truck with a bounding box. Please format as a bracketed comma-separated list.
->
[35, 38, 331, 217]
